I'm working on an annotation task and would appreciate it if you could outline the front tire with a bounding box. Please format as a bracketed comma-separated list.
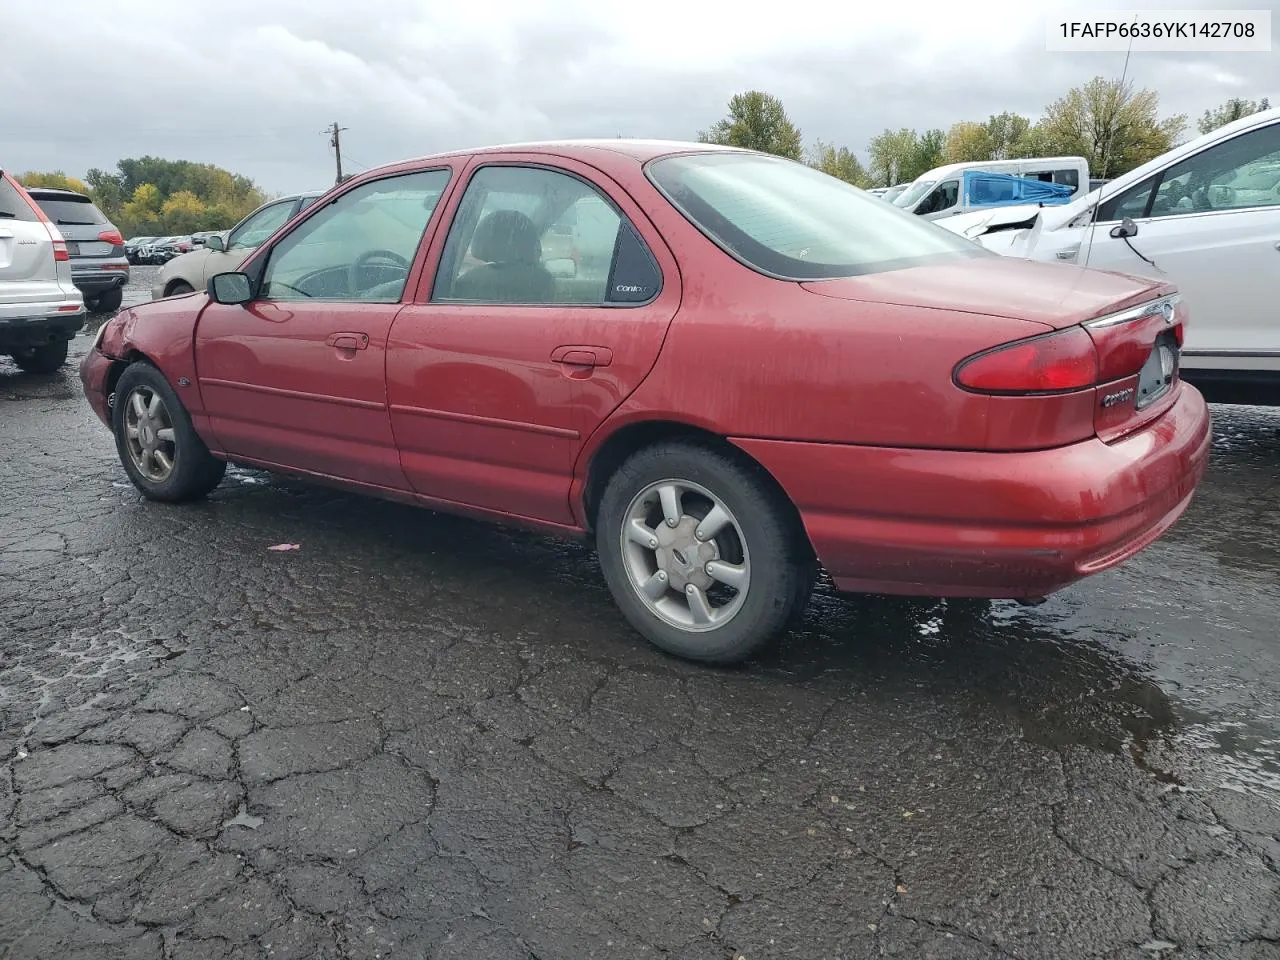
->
[166, 281, 195, 297]
[112, 362, 226, 502]
[596, 441, 813, 665]
[10, 339, 69, 374]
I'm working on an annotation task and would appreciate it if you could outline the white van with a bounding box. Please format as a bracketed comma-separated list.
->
[892, 157, 1090, 220]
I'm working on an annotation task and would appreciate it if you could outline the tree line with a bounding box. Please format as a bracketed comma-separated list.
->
[699, 87, 1272, 188]
[18, 158, 268, 238]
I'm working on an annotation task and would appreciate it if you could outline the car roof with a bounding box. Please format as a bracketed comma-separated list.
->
[382, 138, 748, 169]
[26, 186, 93, 200]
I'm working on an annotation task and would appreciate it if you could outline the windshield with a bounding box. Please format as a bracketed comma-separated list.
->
[647, 152, 985, 280]
[893, 178, 936, 209]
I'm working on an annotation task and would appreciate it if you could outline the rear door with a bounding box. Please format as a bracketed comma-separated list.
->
[0, 174, 62, 307]
[1083, 119, 1280, 368]
[387, 154, 680, 526]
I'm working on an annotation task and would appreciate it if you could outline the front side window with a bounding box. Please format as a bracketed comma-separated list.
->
[894, 178, 936, 209]
[1148, 123, 1280, 217]
[1099, 178, 1158, 221]
[648, 153, 985, 280]
[260, 168, 449, 303]
[918, 179, 959, 215]
[432, 165, 658, 306]
[229, 200, 295, 251]
[1100, 122, 1280, 222]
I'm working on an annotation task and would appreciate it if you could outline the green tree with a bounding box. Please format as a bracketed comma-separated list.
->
[807, 140, 870, 186]
[699, 91, 804, 160]
[867, 128, 918, 185]
[984, 112, 1033, 160]
[911, 129, 947, 179]
[159, 190, 207, 235]
[944, 122, 994, 163]
[1036, 77, 1185, 178]
[16, 171, 93, 195]
[83, 157, 267, 236]
[119, 183, 163, 236]
[1198, 97, 1271, 134]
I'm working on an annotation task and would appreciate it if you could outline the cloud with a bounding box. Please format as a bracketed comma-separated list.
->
[2, 0, 1276, 192]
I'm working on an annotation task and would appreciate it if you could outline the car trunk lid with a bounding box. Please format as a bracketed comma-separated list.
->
[800, 257, 1175, 330]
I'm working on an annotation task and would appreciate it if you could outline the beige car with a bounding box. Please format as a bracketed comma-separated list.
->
[151, 191, 323, 299]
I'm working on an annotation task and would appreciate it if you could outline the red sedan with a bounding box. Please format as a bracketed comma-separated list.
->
[80, 140, 1211, 664]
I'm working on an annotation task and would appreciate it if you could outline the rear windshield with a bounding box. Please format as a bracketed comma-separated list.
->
[647, 152, 985, 280]
[0, 177, 39, 221]
[29, 193, 108, 226]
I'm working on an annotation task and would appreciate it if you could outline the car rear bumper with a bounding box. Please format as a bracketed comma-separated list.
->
[71, 261, 130, 293]
[732, 383, 1211, 598]
[0, 301, 86, 348]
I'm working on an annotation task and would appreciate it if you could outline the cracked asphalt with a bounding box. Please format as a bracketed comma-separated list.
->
[1, 267, 1278, 960]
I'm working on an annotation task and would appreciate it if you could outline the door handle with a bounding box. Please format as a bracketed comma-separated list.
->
[1274, 241, 1280, 252]
[550, 345, 612, 367]
[327, 332, 369, 351]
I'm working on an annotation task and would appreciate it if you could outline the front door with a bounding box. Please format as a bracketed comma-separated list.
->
[1083, 120, 1280, 365]
[194, 167, 453, 489]
[387, 157, 679, 526]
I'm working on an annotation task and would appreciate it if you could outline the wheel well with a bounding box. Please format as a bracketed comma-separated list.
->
[164, 278, 195, 297]
[580, 421, 815, 558]
[104, 351, 152, 405]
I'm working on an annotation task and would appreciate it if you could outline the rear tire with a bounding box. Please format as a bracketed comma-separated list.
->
[596, 441, 812, 665]
[10, 339, 69, 374]
[112, 362, 226, 502]
[90, 287, 124, 313]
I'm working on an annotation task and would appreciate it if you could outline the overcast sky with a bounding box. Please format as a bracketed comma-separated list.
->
[3, 0, 1277, 194]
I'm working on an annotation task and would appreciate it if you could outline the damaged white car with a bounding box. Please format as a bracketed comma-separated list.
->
[937, 107, 1280, 405]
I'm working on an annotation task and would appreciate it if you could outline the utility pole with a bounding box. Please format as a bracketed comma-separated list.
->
[327, 121, 348, 184]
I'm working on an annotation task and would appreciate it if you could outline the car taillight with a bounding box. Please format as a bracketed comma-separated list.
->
[955, 326, 1099, 394]
[52, 238, 70, 262]
[98, 229, 125, 245]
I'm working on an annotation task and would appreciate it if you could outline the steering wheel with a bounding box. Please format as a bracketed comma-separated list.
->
[348, 249, 410, 296]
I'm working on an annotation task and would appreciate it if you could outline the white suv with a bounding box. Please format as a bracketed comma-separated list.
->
[938, 108, 1280, 406]
[0, 170, 85, 373]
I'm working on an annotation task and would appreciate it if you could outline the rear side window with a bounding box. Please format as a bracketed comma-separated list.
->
[0, 177, 39, 221]
[29, 193, 108, 226]
[649, 152, 983, 280]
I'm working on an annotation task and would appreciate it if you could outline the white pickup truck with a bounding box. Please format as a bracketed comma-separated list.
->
[937, 107, 1280, 406]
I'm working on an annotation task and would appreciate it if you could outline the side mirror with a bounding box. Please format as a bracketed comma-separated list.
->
[206, 234, 226, 252]
[208, 272, 253, 305]
[1109, 218, 1139, 239]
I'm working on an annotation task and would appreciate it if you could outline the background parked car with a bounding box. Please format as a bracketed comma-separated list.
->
[23, 185, 129, 313]
[152, 191, 323, 298]
[125, 236, 158, 264]
[0, 170, 84, 372]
